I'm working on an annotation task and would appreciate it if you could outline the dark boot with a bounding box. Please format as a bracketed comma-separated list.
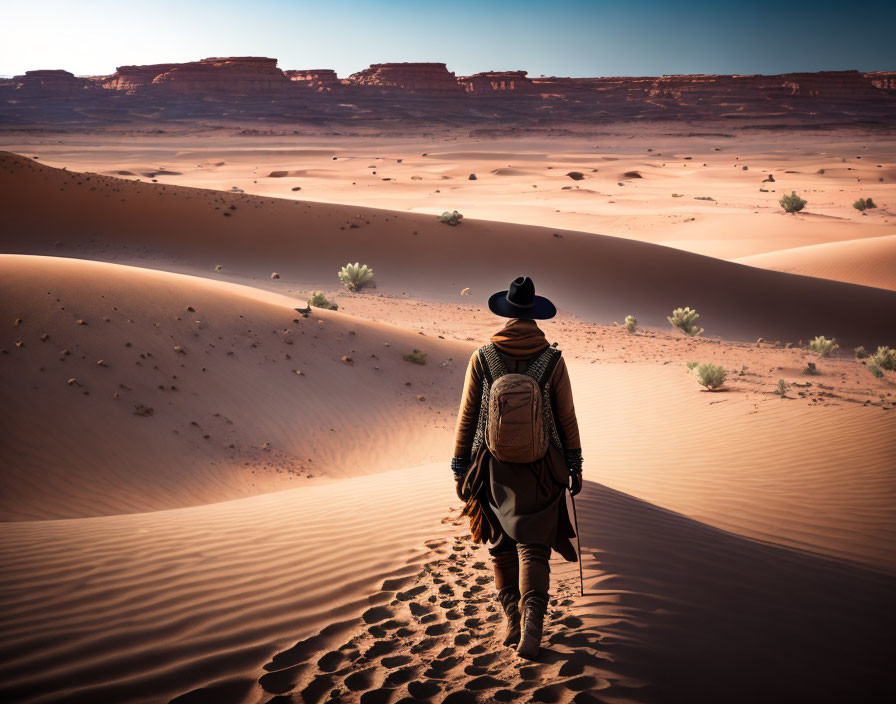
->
[490, 544, 522, 647]
[516, 590, 548, 660]
[497, 586, 522, 646]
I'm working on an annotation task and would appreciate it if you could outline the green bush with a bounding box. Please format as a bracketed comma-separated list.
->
[775, 379, 789, 397]
[854, 346, 868, 359]
[870, 346, 896, 371]
[668, 307, 703, 336]
[853, 197, 877, 212]
[803, 362, 820, 375]
[439, 210, 464, 226]
[338, 262, 374, 292]
[402, 349, 427, 365]
[809, 335, 839, 357]
[686, 361, 699, 370]
[868, 362, 884, 379]
[695, 363, 726, 390]
[779, 191, 806, 213]
[308, 290, 338, 310]
[624, 314, 637, 333]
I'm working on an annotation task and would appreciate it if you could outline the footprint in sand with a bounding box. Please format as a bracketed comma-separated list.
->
[254, 512, 619, 704]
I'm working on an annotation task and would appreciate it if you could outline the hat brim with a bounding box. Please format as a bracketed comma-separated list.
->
[487, 290, 557, 320]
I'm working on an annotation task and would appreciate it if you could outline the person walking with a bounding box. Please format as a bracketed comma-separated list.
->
[451, 276, 583, 660]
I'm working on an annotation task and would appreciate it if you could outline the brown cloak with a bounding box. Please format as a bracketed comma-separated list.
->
[453, 318, 581, 562]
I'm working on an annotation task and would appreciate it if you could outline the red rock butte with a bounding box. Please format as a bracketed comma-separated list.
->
[284, 69, 341, 91]
[458, 71, 534, 95]
[347, 62, 464, 96]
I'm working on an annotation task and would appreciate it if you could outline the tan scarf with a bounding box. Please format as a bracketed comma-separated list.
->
[490, 318, 550, 358]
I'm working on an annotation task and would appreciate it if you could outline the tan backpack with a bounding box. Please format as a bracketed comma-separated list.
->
[479, 343, 561, 463]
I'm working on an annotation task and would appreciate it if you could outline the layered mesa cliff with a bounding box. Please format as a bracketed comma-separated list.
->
[347, 62, 464, 96]
[1, 57, 893, 127]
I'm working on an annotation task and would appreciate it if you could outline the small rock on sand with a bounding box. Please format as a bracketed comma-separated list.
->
[271, 273, 280, 280]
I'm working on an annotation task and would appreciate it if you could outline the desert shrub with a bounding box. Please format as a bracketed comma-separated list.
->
[338, 262, 374, 291]
[854, 346, 868, 359]
[853, 197, 877, 212]
[402, 349, 427, 365]
[779, 191, 806, 213]
[870, 346, 896, 371]
[775, 379, 789, 397]
[308, 290, 338, 310]
[809, 335, 839, 357]
[868, 363, 884, 379]
[803, 362, 820, 375]
[668, 307, 703, 336]
[439, 210, 463, 226]
[686, 360, 699, 370]
[695, 363, 726, 390]
[624, 314, 637, 333]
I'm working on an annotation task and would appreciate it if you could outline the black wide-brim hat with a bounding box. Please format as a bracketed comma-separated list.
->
[487, 276, 556, 320]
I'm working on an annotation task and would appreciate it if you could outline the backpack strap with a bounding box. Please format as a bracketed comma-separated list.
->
[526, 346, 561, 388]
[478, 343, 507, 384]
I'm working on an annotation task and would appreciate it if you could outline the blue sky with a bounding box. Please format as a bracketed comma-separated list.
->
[2, 0, 894, 78]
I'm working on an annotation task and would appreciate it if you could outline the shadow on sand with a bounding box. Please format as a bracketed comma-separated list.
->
[573, 480, 896, 703]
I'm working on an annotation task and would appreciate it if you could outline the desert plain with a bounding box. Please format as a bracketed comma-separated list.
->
[1, 94, 896, 704]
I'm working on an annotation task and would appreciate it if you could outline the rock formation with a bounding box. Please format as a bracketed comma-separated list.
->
[284, 69, 341, 91]
[101, 64, 179, 93]
[779, 70, 882, 99]
[458, 71, 534, 95]
[2, 57, 893, 128]
[9, 70, 92, 95]
[150, 57, 291, 96]
[866, 71, 896, 94]
[103, 57, 290, 96]
[347, 63, 464, 96]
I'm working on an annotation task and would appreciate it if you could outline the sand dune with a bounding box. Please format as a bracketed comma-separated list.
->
[738, 234, 896, 290]
[248, 483, 895, 704]
[0, 255, 470, 519]
[8, 131, 893, 263]
[0, 466, 459, 704]
[572, 364, 896, 570]
[2, 152, 894, 347]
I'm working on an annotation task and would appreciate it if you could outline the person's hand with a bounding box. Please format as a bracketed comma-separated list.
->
[568, 473, 583, 496]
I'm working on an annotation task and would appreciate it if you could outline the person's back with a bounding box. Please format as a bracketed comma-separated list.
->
[451, 276, 583, 660]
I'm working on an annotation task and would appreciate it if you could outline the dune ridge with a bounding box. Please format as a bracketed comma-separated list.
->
[737, 233, 896, 291]
[1, 152, 894, 347]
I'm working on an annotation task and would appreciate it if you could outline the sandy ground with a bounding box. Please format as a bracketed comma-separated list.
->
[1, 127, 895, 704]
[4, 129, 895, 268]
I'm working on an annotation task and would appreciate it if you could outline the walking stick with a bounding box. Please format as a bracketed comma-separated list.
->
[568, 487, 584, 596]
